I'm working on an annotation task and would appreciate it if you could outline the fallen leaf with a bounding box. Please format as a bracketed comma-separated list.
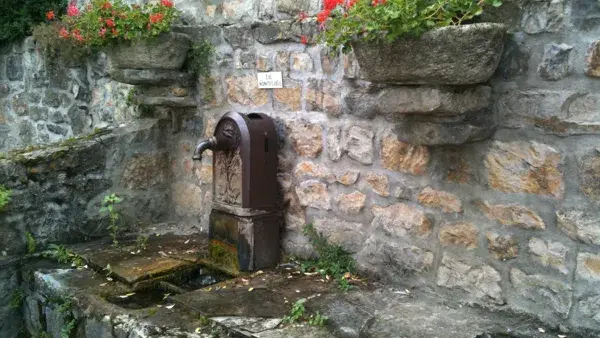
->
[158, 251, 167, 256]
[343, 272, 351, 279]
[558, 335, 566, 338]
[304, 272, 318, 276]
[184, 239, 190, 244]
[295, 290, 300, 293]
[163, 293, 171, 300]
[106, 277, 113, 281]
[130, 252, 136, 255]
[256, 270, 264, 275]
[195, 328, 202, 333]
[99, 283, 108, 287]
[538, 328, 545, 333]
[248, 287, 254, 292]
[118, 293, 136, 299]
[165, 304, 175, 309]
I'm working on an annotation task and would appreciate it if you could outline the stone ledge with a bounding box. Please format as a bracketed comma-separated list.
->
[134, 95, 197, 107]
[394, 118, 495, 146]
[110, 68, 195, 86]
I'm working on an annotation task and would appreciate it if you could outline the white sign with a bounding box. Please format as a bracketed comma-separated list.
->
[257, 72, 283, 89]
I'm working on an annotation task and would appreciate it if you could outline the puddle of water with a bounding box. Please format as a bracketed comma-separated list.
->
[105, 288, 171, 309]
[174, 266, 231, 291]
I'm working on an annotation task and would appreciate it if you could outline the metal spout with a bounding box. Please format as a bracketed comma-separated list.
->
[192, 136, 217, 161]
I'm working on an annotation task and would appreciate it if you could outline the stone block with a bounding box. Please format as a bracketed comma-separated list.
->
[223, 25, 254, 48]
[295, 180, 331, 210]
[286, 120, 323, 158]
[485, 141, 564, 199]
[380, 136, 429, 175]
[557, 207, 600, 246]
[276, 0, 321, 16]
[520, 0, 564, 34]
[528, 238, 568, 274]
[417, 187, 462, 213]
[395, 119, 495, 146]
[509, 268, 572, 318]
[6, 54, 23, 81]
[365, 172, 389, 197]
[335, 191, 366, 215]
[320, 48, 339, 75]
[294, 161, 335, 183]
[437, 253, 504, 304]
[336, 170, 359, 186]
[486, 232, 518, 260]
[306, 79, 341, 116]
[273, 87, 302, 111]
[313, 217, 366, 252]
[291, 52, 313, 71]
[226, 75, 269, 107]
[475, 201, 545, 230]
[345, 126, 374, 165]
[439, 222, 478, 249]
[580, 149, 600, 201]
[172, 182, 204, 217]
[106, 32, 191, 70]
[326, 126, 343, 161]
[109, 69, 194, 86]
[253, 21, 294, 44]
[538, 43, 572, 81]
[371, 203, 431, 238]
[121, 151, 168, 190]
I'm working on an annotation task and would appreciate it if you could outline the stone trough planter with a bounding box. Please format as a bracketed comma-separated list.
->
[106, 32, 191, 70]
[352, 23, 506, 85]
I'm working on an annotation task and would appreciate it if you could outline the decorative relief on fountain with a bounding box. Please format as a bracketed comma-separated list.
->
[214, 120, 243, 206]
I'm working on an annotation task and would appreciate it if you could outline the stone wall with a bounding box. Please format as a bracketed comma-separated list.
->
[164, 0, 600, 333]
[0, 38, 138, 152]
[0, 119, 170, 337]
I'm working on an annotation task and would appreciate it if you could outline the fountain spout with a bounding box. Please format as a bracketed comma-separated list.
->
[192, 137, 217, 161]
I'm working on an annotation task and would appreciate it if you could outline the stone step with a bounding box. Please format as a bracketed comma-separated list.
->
[110, 68, 195, 86]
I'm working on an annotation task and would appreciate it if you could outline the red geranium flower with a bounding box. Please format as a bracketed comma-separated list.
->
[106, 18, 115, 27]
[301, 35, 308, 44]
[317, 9, 330, 23]
[101, 1, 112, 9]
[324, 0, 343, 11]
[67, 2, 79, 16]
[59, 27, 69, 38]
[149, 13, 164, 23]
[72, 29, 84, 42]
[161, 0, 174, 7]
[46, 11, 55, 20]
[99, 27, 107, 37]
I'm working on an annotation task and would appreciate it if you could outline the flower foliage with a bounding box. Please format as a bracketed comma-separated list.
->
[312, 0, 502, 53]
[0, 0, 67, 46]
[39, 0, 179, 49]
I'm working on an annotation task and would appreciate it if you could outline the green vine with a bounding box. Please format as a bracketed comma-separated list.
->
[100, 193, 123, 248]
[0, 185, 12, 212]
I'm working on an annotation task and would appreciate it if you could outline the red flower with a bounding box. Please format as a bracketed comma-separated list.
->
[105, 18, 115, 27]
[101, 1, 112, 9]
[161, 0, 174, 7]
[298, 11, 308, 21]
[46, 11, 55, 20]
[149, 13, 164, 23]
[67, 2, 79, 16]
[301, 35, 308, 44]
[99, 27, 107, 37]
[72, 29, 84, 42]
[346, 0, 356, 8]
[317, 9, 330, 23]
[59, 27, 69, 38]
[324, 0, 343, 11]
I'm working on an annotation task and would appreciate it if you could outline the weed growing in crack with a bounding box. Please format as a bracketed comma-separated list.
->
[100, 193, 123, 248]
[26, 232, 37, 254]
[301, 223, 356, 291]
[283, 298, 328, 327]
[0, 185, 12, 212]
[9, 288, 25, 309]
[46, 244, 85, 268]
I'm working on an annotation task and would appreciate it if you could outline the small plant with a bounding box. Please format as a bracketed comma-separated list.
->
[0, 185, 12, 212]
[188, 39, 215, 77]
[283, 298, 306, 324]
[26, 232, 37, 254]
[308, 311, 328, 327]
[100, 193, 123, 248]
[0, 0, 67, 46]
[46, 244, 85, 267]
[56, 297, 77, 338]
[301, 223, 356, 290]
[9, 288, 25, 309]
[307, 0, 502, 53]
[135, 235, 149, 251]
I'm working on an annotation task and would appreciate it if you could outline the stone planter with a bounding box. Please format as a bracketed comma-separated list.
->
[352, 23, 506, 85]
[106, 32, 191, 70]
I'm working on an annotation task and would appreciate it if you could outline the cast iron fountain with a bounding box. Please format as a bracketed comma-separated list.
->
[193, 112, 280, 272]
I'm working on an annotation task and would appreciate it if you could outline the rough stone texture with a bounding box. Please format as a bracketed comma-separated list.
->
[121, 151, 168, 189]
[172, 182, 204, 217]
[306, 79, 341, 116]
[294, 161, 336, 183]
[287, 121, 323, 158]
[371, 203, 432, 238]
[226, 75, 269, 107]
[345, 126, 374, 165]
[336, 170, 360, 186]
[538, 43, 573, 81]
[348, 85, 492, 117]
[352, 23, 506, 84]
[576, 252, 600, 282]
[326, 126, 343, 161]
[556, 207, 600, 246]
[486, 232, 518, 260]
[510, 268, 572, 319]
[109, 69, 194, 86]
[380, 136, 429, 175]
[417, 187, 462, 213]
[437, 254, 504, 304]
[336, 191, 366, 215]
[365, 172, 390, 197]
[296, 180, 331, 210]
[439, 222, 478, 249]
[485, 141, 564, 199]
[585, 40, 600, 77]
[313, 217, 365, 252]
[476, 201, 545, 230]
[106, 32, 191, 70]
[580, 149, 600, 201]
[0, 264, 22, 338]
[274, 87, 302, 111]
[395, 119, 495, 146]
[528, 238, 569, 274]
[520, 0, 564, 34]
